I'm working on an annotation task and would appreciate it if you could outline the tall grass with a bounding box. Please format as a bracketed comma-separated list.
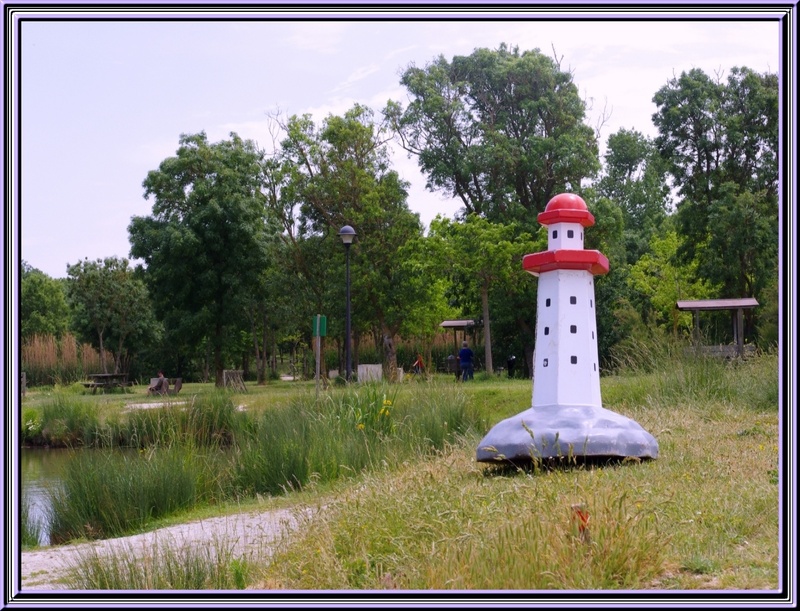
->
[65, 537, 256, 590]
[39, 382, 481, 545]
[20, 492, 42, 548]
[232, 382, 479, 497]
[114, 392, 246, 449]
[47, 446, 212, 543]
[605, 334, 779, 414]
[37, 395, 102, 447]
[21, 333, 106, 387]
[254, 447, 669, 590]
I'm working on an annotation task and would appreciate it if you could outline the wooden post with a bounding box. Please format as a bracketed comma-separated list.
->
[736, 307, 744, 358]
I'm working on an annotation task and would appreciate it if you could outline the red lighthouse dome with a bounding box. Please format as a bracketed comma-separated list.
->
[537, 193, 595, 227]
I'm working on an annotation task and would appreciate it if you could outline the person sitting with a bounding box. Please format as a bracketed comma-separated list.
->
[148, 371, 170, 395]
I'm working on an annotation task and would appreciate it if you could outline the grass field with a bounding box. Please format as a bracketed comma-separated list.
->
[19, 349, 783, 592]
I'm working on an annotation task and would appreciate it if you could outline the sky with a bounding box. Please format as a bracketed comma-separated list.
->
[11, 8, 783, 279]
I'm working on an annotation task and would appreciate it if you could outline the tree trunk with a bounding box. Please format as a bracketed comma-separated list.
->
[98, 330, 107, 373]
[481, 280, 494, 374]
[214, 321, 224, 387]
[382, 331, 398, 382]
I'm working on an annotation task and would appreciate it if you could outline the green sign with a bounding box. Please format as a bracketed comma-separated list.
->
[312, 315, 327, 337]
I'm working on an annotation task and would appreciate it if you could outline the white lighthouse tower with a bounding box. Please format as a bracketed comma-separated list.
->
[477, 193, 659, 463]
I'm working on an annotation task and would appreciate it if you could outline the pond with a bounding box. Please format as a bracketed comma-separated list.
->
[20, 448, 69, 546]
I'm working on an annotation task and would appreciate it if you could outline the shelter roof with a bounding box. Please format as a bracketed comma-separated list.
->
[439, 320, 476, 329]
[676, 298, 759, 311]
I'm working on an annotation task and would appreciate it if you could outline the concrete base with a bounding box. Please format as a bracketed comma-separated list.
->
[476, 404, 659, 463]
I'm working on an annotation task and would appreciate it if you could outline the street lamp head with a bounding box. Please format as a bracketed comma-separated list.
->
[338, 225, 357, 245]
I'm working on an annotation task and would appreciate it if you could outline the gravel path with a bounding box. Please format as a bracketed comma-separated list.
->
[20, 506, 303, 590]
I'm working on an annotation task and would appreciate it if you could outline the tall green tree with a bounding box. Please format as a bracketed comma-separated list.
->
[628, 226, 715, 337]
[129, 132, 273, 386]
[272, 105, 433, 379]
[652, 66, 778, 329]
[428, 215, 532, 374]
[596, 129, 672, 264]
[66, 256, 157, 374]
[385, 43, 600, 227]
[21, 261, 70, 342]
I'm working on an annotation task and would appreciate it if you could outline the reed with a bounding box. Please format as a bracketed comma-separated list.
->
[20, 492, 42, 548]
[46, 446, 209, 543]
[21, 332, 106, 387]
[38, 395, 101, 448]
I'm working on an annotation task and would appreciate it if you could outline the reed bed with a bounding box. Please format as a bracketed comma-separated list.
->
[21, 333, 106, 387]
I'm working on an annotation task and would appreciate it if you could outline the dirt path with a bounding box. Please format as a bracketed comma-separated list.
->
[20, 506, 303, 590]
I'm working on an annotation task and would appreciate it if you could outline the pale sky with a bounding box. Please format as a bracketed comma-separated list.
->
[10, 9, 782, 279]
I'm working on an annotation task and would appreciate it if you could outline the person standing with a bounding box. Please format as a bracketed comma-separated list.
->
[458, 341, 474, 382]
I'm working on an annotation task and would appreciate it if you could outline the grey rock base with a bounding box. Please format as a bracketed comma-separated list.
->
[476, 404, 659, 463]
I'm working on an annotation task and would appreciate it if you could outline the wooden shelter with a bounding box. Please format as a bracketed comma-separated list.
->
[439, 319, 476, 355]
[676, 298, 759, 358]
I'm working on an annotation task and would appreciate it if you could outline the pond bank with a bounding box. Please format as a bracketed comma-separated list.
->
[20, 505, 305, 590]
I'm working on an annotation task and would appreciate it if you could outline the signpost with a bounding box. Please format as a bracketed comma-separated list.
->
[313, 315, 327, 399]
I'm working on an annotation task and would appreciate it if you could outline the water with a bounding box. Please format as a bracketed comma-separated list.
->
[20, 448, 69, 546]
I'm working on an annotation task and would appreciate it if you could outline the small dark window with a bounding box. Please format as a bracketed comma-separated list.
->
[581, 232, 583, 240]
[544, 327, 550, 335]
[543, 358, 549, 367]
[592, 331, 595, 339]
[570, 296, 577, 305]
[567, 229, 574, 238]
[570, 325, 577, 334]
[552, 230, 558, 239]
[570, 356, 577, 364]
[594, 363, 597, 371]
[546, 298, 551, 307]
[590, 299, 593, 308]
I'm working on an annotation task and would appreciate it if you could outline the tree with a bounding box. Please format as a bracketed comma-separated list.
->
[385, 43, 600, 228]
[271, 105, 432, 380]
[66, 256, 157, 373]
[428, 215, 532, 374]
[21, 261, 70, 342]
[129, 132, 274, 386]
[596, 129, 672, 264]
[628, 227, 715, 337]
[652, 67, 778, 303]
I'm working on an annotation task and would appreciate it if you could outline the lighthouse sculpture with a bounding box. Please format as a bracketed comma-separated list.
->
[476, 193, 659, 463]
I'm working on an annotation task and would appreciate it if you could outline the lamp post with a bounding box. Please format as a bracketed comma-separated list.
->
[338, 225, 356, 382]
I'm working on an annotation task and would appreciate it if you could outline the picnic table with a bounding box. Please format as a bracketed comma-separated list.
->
[83, 372, 130, 394]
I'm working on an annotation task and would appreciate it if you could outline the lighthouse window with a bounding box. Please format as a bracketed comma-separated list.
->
[567, 229, 574, 238]
[543, 358, 549, 367]
[570, 325, 577, 334]
[570, 356, 578, 364]
[592, 331, 595, 339]
[590, 299, 593, 308]
[552, 230, 558, 239]
[570, 296, 576, 305]
[544, 327, 550, 335]
[546, 298, 551, 307]
[594, 363, 597, 371]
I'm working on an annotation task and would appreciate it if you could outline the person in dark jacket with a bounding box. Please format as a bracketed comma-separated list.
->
[458, 341, 474, 382]
[148, 371, 169, 395]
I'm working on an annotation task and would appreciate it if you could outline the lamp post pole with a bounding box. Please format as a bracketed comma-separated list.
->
[338, 225, 356, 382]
